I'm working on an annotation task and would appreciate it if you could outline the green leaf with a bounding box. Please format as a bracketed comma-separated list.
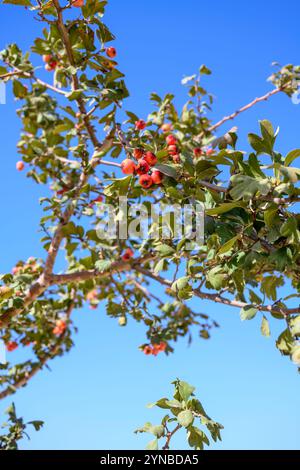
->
[240, 305, 258, 321]
[146, 438, 158, 450]
[154, 244, 175, 257]
[177, 410, 194, 428]
[147, 398, 170, 409]
[285, 149, 300, 167]
[261, 316, 271, 337]
[171, 276, 190, 292]
[206, 267, 226, 290]
[206, 202, 245, 216]
[151, 425, 164, 438]
[177, 381, 195, 402]
[230, 174, 272, 201]
[29, 420, 44, 431]
[188, 426, 210, 450]
[276, 329, 294, 355]
[3, 0, 32, 5]
[12, 80, 27, 98]
[218, 236, 238, 255]
[66, 90, 85, 101]
[154, 163, 178, 179]
[199, 64, 211, 75]
[95, 259, 112, 272]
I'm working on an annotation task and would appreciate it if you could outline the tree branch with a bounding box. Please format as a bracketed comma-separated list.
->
[208, 87, 282, 133]
[134, 265, 300, 317]
[0, 296, 75, 400]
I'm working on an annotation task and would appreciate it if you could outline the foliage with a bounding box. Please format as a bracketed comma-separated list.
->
[135, 379, 223, 450]
[0, 403, 43, 450]
[0, 0, 299, 449]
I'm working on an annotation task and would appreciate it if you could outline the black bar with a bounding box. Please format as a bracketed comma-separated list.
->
[0, 450, 299, 464]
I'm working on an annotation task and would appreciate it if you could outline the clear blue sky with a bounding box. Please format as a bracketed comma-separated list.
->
[0, 0, 300, 450]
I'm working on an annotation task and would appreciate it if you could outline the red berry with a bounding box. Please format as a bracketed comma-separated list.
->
[168, 144, 178, 155]
[136, 159, 150, 175]
[161, 123, 173, 133]
[151, 170, 163, 185]
[72, 0, 84, 6]
[42, 54, 52, 63]
[133, 148, 144, 160]
[57, 188, 68, 196]
[106, 47, 116, 58]
[45, 60, 57, 71]
[6, 341, 18, 352]
[206, 148, 215, 156]
[144, 151, 157, 167]
[139, 174, 153, 189]
[193, 147, 202, 157]
[166, 134, 177, 146]
[53, 319, 67, 336]
[122, 248, 134, 261]
[172, 154, 180, 164]
[16, 161, 25, 171]
[121, 158, 136, 175]
[143, 345, 153, 355]
[135, 119, 146, 131]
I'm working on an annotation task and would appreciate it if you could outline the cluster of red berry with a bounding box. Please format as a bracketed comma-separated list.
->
[165, 133, 180, 163]
[143, 342, 167, 356]
[12, 257, 39, 276]
[121, 149, 163, 189]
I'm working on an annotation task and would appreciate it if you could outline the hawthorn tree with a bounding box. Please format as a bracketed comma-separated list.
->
[0, 0, 300, 450]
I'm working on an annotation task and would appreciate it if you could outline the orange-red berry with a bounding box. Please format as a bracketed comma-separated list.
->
[139, 174, 153, 189]
[133, 148, 144, 160]
[151, 170, 163, 185]
[135, 119, 146, 131]
[168, 144, 178, 155]
[166, 134, 177, 146]
[6, 341, 18, 352]
[161, 123, 173, 133]
[72, 0, 84, 6]
[122, 248, 134, 261]
[42, 54, 52, 63]
[45, 60, 57, 71]
[144, 151, 157, 167]
[193, 147, 202, 157]
[136, 159, 150, 175]
[106, 47, 116, 58]
[16, 161, 25, 171]
[121, 158, 136, 175]
[143, 345, 153, 355]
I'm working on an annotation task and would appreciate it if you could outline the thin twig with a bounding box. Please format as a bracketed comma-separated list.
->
[208, 87, 282, 133]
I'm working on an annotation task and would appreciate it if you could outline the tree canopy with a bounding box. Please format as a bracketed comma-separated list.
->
[0, 0, 300, 450]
